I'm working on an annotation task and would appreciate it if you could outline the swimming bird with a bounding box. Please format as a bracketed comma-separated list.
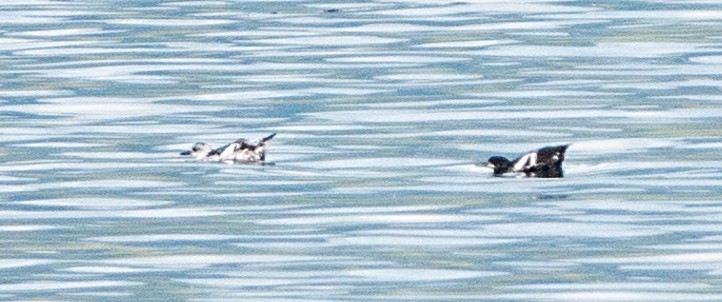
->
[180, 133, 277, 164]
[479, 144, 570, 178]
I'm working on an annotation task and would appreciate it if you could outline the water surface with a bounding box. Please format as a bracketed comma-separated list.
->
[1, 0, 721, 301]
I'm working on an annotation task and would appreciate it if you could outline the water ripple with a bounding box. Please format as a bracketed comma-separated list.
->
[2, 0, 722, 300]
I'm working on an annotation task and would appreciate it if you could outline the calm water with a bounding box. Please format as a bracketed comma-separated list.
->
[1, 0, 722, 301]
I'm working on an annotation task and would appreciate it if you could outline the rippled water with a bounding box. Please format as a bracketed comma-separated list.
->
[1, 0, 722, 301]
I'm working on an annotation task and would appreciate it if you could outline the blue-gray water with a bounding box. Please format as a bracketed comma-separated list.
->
[1, 0, 722, 301]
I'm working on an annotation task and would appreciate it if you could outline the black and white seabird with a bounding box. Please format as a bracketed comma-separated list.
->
[180, 133, 277, 164]
[480, 144, 570, 178]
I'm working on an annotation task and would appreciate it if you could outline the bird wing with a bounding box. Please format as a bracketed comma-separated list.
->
[511, 152, 538, 172]
[214, 142, 239, 159]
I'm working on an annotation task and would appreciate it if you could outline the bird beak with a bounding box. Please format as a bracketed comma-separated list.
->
[180, 151, 191, 156]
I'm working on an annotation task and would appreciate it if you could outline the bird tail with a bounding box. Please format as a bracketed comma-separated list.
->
[559, 144, 571, 154]
[261, 132, 277, 143]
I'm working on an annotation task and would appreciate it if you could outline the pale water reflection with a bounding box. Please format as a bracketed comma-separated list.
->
[1, 0, 722, 301]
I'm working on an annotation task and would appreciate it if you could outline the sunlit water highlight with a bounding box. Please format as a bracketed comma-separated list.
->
[1, 0, 721, 301]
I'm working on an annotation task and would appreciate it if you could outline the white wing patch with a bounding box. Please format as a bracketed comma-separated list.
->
[217, 143, 238, 160]
[512, 152, 537, 172]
